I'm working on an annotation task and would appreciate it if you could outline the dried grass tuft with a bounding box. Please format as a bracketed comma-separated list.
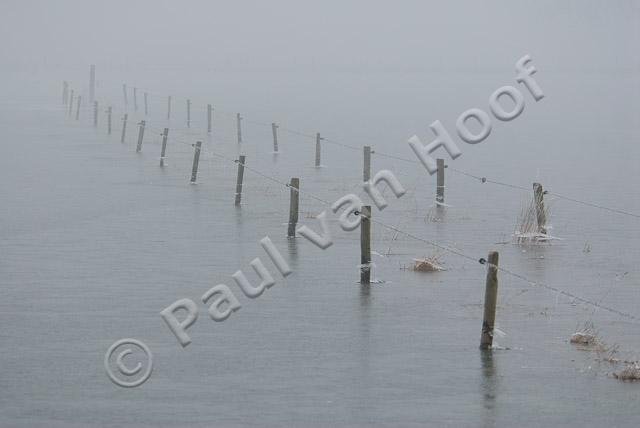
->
[412, 255, 445, 272]
[613, 364, 640, 381]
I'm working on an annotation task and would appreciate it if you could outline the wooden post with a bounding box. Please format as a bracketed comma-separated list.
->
[93, 101, 98, 127]
[436, 158, 445, 205]
[107, 106, 112, 135]
[89, 64, 95, 102]
[360, 206, 371, 284]
[190, 141, 202, 183]
[160, 128, 169, 167]
[234, 155, 246, 206]
[363, 146, 371, 182]
[136, 120, 146, 152]
[315, 132, 322, 167]
[167, 96, 171, 120]
[287, 178, 299, 237]
[62, 81, 69, 105]
[120, 113, 128, 143]
[144, 92, 148, 116]
[123, 84, 128, 107]
[271, 123, 279, 153]
[480, 251, 499, 350]
[133, 87, 138, 112]
[186, 99, 191, 128]
[236, 113, 242, 144]
[75, 96, 82, 120]
[68, 90, 74, 116]
[533, 183, 547, 235]
[207, 104, 212, 133]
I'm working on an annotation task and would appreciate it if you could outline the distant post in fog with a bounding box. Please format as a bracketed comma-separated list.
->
[89, 64, 96, 102]
[107, 106, 112, 135]
[187, 99, 191, 128]
[75, 96, 82, 120]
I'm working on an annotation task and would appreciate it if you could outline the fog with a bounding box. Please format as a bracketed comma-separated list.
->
[1, 1, 639, 427]
[2, 0, 638, 72]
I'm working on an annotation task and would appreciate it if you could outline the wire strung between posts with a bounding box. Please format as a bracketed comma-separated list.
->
[64, 109, 640, 324]
[191, 147, 640, 324]
[84, 79, 640, 220]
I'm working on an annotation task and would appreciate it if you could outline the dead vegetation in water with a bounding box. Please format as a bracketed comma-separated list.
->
[570, 322, 640, 382]
[513, 198, 554, 244]
[613, 364, 640, 381]
[411, 254, 445, 272]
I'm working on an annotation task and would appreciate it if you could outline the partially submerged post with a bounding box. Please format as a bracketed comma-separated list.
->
[480, 251, 499, 350]
[107, 106, 112, 135]
[236, 113, 242, 144]
[68, 90, 74, 116]
[122, 84, 128, 107]
[133, 87, 138, 112]
[89, 64, 95, 102]
[360, 206, 372, 284]
[136, 120, 146, 152]
[190, 141, 202, 183]
[363, 146, 371, 182]
[234, 155, 246, 206]
[315, 132, 322, 167]
[62, 81, 69, 105]
[436, 158, 445, 205]
[533, 183, 547, 235]
[93, 101, 98, 127]
[144, 92, 148, 116]
[167, 95, 171, 120]
[160, 128, 169, 167]
[287, 178, 300, 237]
[207, 104, 212, 133]
[75, 96, 82, 120]
[186, 99, 191, 128]
[271, 123, 279, 153]
[120, 113, 128, 143]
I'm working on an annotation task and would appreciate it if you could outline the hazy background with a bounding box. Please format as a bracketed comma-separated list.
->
[1, 1, 639, 427]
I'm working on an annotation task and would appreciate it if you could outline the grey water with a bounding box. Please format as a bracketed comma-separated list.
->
[1, 1, 640, 427]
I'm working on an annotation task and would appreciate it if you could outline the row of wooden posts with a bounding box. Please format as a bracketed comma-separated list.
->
[62, 72, 550, 350]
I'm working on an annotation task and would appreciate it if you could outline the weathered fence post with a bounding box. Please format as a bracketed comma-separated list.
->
[287, 177, 300, 237]
[236, 113, 243, 144]
[234, 155, 246, 206]
[62, 81, 69, 105]
[68, 90, 74, 116]
[167, 95, 171, 120]
[75, 96, 82, 120]
[122, 84, 128, 107]
[363, 146, 371, 182]
[136, 120, 146, 152]
[480, 251, 499, 350]
[360, 205, 371, 284]
[160, 128, 169, 167]
[120, 113, 128, 143]
[436, 158, 445, 205]
[144, 92, 148, 116]
[133, 87, 138, 112]
[271, 123, 279, 153]
[89, 64, 95, 102]
[190, 141, 202, 183]
[107, 106, 112, 135]
[533, 183, 547, 235]
[315, 132, 322, 167]
[93, 101, 98, 127]
[186, 99, 191, 128]
[207, 104, 212, 133]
